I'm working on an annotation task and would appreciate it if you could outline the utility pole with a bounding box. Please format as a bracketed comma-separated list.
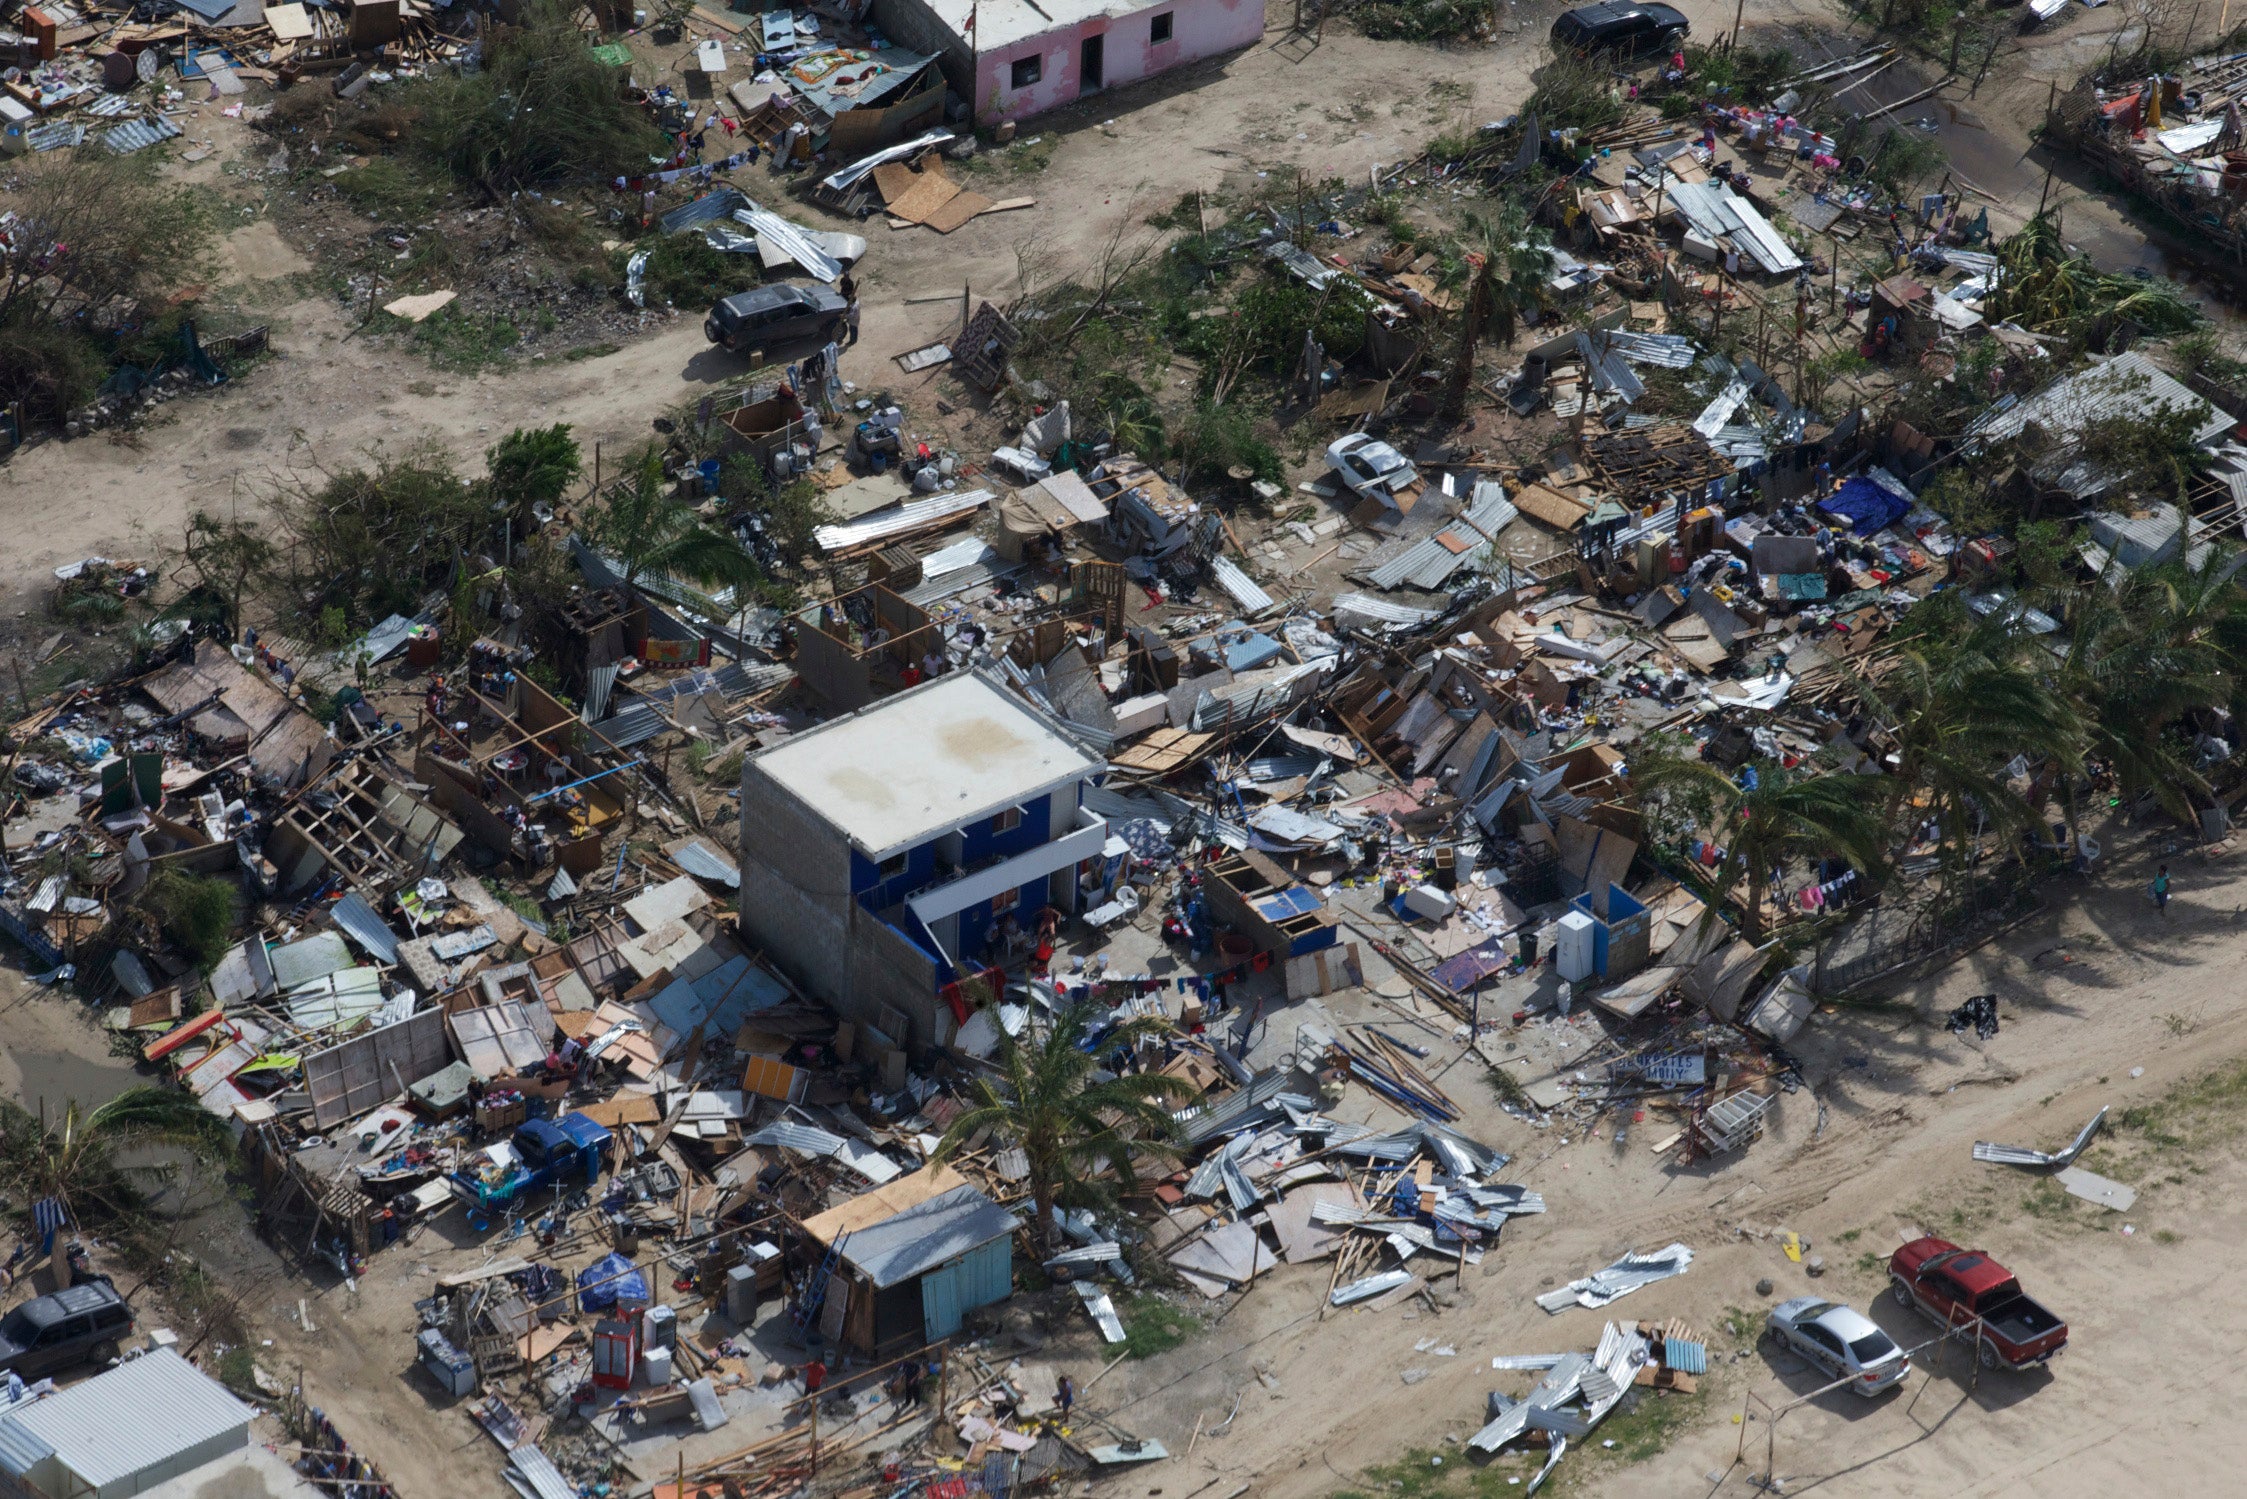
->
[1971, 29, 2003, 95]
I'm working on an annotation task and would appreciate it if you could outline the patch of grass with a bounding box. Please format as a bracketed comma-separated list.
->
[1836, 1227, 1863, 1244]
[1717, 1306, 1757, 1344]
[215, 1345, 260, 1396]
[400, 306, 521, 371]
[564, 341, 622, 361]
[1586, 1387, 1702, 1466]
[1117, 1292, 1200, 1360]
[1483, 1064, 1533, 1111]
[482, 877, 544, 926]
[2153, 1228, 2182, 1245]
[624, 232, 764, 310]
[333, 156, 446, 222]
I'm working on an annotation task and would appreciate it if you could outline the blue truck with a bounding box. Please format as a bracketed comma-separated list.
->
[450, 1112, 614, 1215]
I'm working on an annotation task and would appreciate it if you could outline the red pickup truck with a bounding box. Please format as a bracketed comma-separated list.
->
[1889, 1237, 2067, 1370]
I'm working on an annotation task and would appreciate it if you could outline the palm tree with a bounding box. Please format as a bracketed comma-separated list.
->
[1856, 590, 2084, 870]
[0, 1087, 238, 1230]
[1633, 749, 1890, 941]
[484, 423, 581, 528]
[933, 1003, 1199, 1246]
[2056, 546, 2247, 823]
[1441, 206, 1553, 420]
[581, 448, 766, 604]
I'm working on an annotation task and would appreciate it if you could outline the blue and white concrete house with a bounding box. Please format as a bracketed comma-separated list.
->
[738, 670, 1108, 1047]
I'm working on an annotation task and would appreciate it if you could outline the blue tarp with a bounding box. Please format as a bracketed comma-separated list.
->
[579, 1252, 648, 1312]
[1817, 476, 1911, 537]
[646, 954, 790, 1039]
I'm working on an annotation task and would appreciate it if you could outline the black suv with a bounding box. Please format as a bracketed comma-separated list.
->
[0, 1281, 133, 1379]
[704, 283, 849, 356]
[1551, 2, 1689, 54]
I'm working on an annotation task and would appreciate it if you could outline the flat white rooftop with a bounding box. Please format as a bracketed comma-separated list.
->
[917, 0, 1172, 52]
[750, 672, 1101, 861]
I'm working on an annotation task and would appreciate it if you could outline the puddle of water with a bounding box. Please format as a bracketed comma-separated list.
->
[5, 1048, 142, 1120]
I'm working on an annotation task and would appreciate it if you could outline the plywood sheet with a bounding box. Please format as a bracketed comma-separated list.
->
[871, 161, 919, 203]
[924, 189, 993, 234]
[886, 169, 961, 226]
[1268, 1181, 1362, 1263]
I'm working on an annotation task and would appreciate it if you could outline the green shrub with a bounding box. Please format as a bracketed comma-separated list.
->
[145, 872, 241, 972]
[411, 0, 668, 194]
[625, 233, 765, 309]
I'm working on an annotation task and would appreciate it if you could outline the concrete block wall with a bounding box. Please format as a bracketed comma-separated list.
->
[738, 761, 857, 1011]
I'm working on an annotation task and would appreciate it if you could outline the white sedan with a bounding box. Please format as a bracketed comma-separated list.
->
[1766, 1298, 1911, 1396]
[1326, 432, 1417, 504]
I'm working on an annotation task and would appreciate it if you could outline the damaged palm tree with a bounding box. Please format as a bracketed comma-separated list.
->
[582, 447, 768, 608]
[1631, 748, 1889, 942]
[1442, 206, 1552, 420]
[0, 1087, 238, 1232]
[1982, 212, 2199, 342]
[933, 1002, 1198, 1248]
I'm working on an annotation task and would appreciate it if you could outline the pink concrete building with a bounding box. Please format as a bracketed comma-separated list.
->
[872, 0, 1264, 125]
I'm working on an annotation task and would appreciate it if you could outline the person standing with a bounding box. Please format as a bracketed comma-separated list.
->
[2153, 865, 2171, 913]
[845, 291, 862, 346]
[1055, 1373, 1076, 1422]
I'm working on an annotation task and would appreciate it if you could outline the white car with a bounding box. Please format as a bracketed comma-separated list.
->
[1326, 432, 1417, 504]
[1766, 1298, 1911, 1395]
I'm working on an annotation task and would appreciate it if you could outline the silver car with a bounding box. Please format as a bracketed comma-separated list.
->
[1766, 1297, 1911, 1396]
[1325, 432, 1416, 503]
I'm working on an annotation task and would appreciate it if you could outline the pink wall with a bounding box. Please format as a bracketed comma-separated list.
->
[974, 0, 1264, 124]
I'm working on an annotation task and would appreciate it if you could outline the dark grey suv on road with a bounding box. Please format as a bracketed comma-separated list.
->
[705, 283, 849, 356]
[1551, 2, 1689, 54]
[0, 1280, 134, 1379]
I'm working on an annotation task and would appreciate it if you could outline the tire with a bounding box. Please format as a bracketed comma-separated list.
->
[1978, 1340, 2002, 1371]
[1891, 1276, 1916, 1310]
[1659, 27, 1685, 50]
[823, 318, 845, 344]
[89, 1340, 120, 1365]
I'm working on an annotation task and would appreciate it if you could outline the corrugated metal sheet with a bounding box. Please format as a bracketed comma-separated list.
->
[1664, 1337, 1708, 1374]
[330, 891, 400, 964]
[1664, 180, 1802, 273]
[745, 1120, 846, 1155]
[1966, 351, 2232, 449]
[1176, 1067, 1295, 1145]
[1365, 483, 1520, 591]
[1602, 330, 1696, 367]
[587, 704, 665, 749]
[1535, 1243, 1693, 1313]
[813, 489, 993, 552]
[741, 207, 844, 283]
[507, 1443, 578, 1499]
[1266, 239, 1341, 290]
[581, 663, 620, 723]
[0, 1418, 52, 1479]
[1576, 330, 1644, 402]
[669, 837, 741, 888]
[1209, 557, 1273, 613]
[2, 1349, 250, 1489]
[102, 115, 183, 154]
[840, 1184, 1021, 1288]
[1973, 1106, 2106, 1168]
[662, 187, 751, 233]
[1331, 592, 1440, 630]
